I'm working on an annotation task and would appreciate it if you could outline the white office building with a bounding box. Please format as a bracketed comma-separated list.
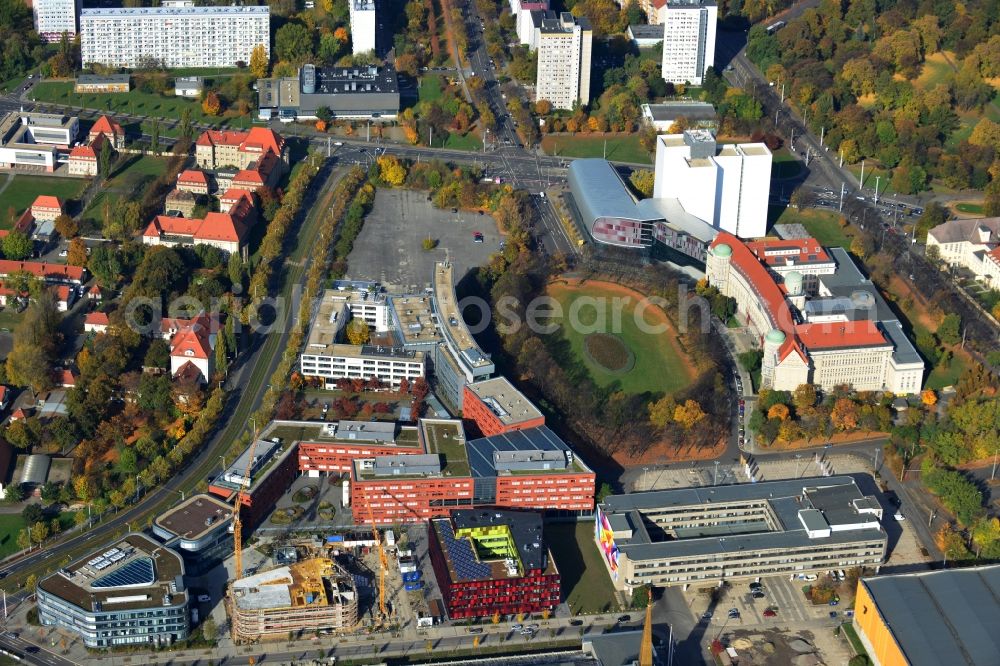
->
[659, 0, 717, 86]
[653, 130, 771, 239]
[33, 0, 79, 43]
[535, 13, 592, 110]
[80, 4, 270, 69]
[349, 0, 376, 55]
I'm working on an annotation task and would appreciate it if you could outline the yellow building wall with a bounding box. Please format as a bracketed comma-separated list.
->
[854, 581, 909, 666]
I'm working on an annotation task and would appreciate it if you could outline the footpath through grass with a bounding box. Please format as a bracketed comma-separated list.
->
[541, 134, 652, 164]
[546, 522, 620, 615]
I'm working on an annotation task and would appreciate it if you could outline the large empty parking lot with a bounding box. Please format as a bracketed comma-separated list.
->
[346, 189, 501, 289]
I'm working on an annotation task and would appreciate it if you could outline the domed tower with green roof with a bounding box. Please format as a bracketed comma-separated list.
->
[761, 328, 786, 389]
[705, 241, 732, 291]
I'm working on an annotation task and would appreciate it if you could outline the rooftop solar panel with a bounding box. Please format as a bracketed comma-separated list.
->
[92, 557, 156, 588]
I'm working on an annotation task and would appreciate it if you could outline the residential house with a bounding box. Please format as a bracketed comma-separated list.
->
[84, 311, 110, 333]
[88, 115, 126, 150]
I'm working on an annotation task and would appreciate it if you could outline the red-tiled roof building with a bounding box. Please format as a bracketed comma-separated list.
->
[706, 233, 923, 394]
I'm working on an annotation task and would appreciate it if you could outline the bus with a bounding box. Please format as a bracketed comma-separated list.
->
[766, 21, 785, 34]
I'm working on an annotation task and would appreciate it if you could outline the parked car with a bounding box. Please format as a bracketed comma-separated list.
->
[196, 594, 210, 603]
[511, 623, 523, 631]
[617, 615, 631, 623]
[763, 608, 777, 617]
[701, 611, 713, 620]
[804, 574, 818, 581]
[894, 511, 906, 521]
[570, 619, 584, 626]
[473, 231, 484, 243]
[829, 611, 838, 618]
[468, 627, 483, 634]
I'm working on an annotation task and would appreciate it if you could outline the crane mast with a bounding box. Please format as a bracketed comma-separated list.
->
[232, 428, 260, 580]
[368, 500, 388, 621]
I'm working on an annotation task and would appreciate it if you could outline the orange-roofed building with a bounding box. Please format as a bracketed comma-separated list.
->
[195, 127, 287, 172]
[84, 311, 110, 333]
[68, 142, 99, 176]
[31, 196, 63, 222]
[706, 233, 924, 395]
[88, 115, 126, 149]
[54, 368, 77, 388]
[176, 169, 210, 195]
[168, 320, 215, 384]
[52, 285, 76, 312]
[143, 190, 254, 254]
[0, 260, 86, 284]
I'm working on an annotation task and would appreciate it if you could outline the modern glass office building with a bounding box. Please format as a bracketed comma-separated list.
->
[37, 533, 190, 648]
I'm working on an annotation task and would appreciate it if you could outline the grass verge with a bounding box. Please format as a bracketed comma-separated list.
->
[541, 134, 652, 164]
[546, 522, 620, 615]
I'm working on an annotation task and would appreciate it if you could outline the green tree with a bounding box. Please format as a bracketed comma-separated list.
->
[179, 108, 192, 139]
[98, 138, 112, 180]
[30, 520, 49, 544]
[4, 484, 23, 503]
[2, 230, 33, 260]
[275, 23, 313, 63]
[937, 314, 961, 347]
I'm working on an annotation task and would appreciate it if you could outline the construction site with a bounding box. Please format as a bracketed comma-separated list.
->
[228, 557, 358, 642]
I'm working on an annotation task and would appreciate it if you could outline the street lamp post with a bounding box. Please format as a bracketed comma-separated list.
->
[713, 461, 720, 486]
[794, 454, 803, 478]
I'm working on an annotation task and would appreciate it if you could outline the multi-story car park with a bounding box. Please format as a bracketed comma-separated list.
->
[152, 493, 234, 575]
[595, 476, 887, 592]
[300, 343, 426, 389]
[79, 4, 270, 69]
[428, 510, 561, 619]
[37, 533, 190, 648]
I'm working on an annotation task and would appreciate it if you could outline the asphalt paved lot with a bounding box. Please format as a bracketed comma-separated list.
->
[346, 189, 501, 289]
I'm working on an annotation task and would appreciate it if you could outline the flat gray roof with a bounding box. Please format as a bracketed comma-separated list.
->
[820, 248, 923, 366]
[642, 102, 717, 122]
[603, 476, 885, 561]
[861, 565, 1000, 666]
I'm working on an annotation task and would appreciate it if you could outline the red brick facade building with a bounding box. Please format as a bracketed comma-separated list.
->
[462, 378, 545, 437]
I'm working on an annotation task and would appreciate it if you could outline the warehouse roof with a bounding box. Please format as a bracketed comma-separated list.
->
[860, 565, 1000, 666]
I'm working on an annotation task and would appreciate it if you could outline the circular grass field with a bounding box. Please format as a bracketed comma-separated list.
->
[546, 280, 697, 395]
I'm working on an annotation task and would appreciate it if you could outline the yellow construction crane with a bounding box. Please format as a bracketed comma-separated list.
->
[232, 427, 260, 581]
[367, 500, 388, 622]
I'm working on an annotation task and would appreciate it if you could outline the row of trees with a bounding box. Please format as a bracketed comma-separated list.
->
[747, 385, 896, 446]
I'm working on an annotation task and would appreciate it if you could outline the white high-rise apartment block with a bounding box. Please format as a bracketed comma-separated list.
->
[33, 0, 79, 43]
[653, 130, 771, 238]
[660, 0, 716, 86]
[535, 13, 592, 110]
[349, 0, 377, 55]
[80, 4, 270, 69]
